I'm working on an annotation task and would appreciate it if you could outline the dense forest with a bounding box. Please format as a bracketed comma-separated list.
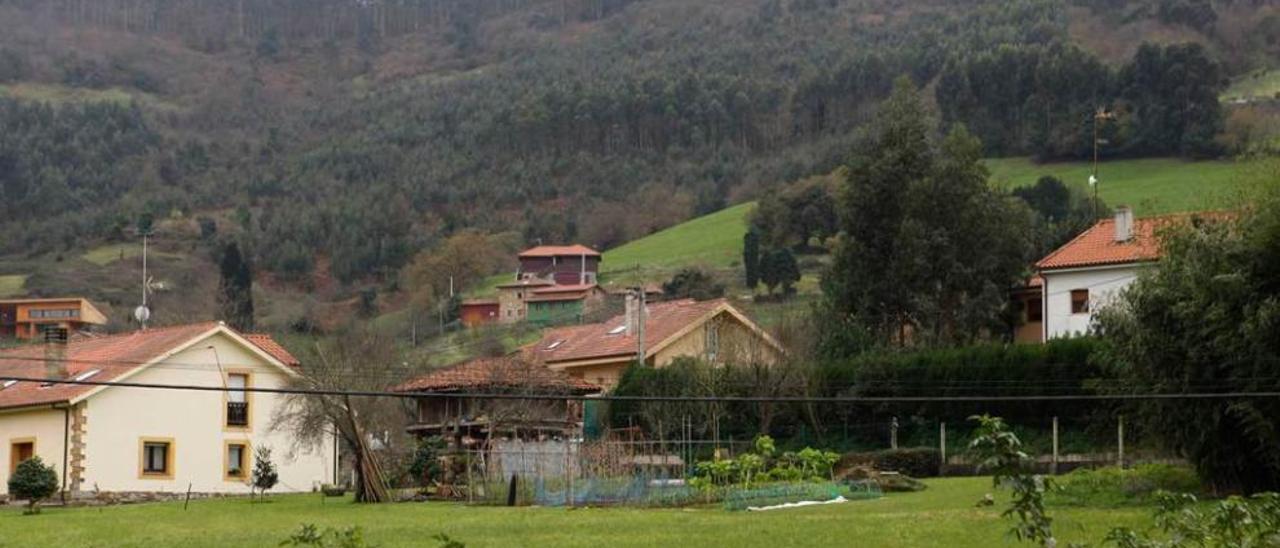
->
[0, 0, 1274, 285]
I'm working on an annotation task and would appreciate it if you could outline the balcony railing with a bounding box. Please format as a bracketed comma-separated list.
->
[226, 401, 249, 427]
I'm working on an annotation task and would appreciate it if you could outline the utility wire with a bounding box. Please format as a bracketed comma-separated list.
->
[3, 374, 1280, 403]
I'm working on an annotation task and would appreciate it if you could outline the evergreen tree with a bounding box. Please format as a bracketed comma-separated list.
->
[218, 241, 256, 331]
[759, 248, 800, 295]
[251, 447, 280, 498]
[743, 230, 760, 290]
[823, 77, 934, 344]
[822, 79, 1031, 350]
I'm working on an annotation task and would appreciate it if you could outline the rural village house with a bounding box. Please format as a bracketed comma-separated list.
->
[1017, 206, 1223, 341]
[0, 322, 335, 498]
[462, 244, 606, 327]
[527, 296, 785, 389]
[0, 297, 107, 340]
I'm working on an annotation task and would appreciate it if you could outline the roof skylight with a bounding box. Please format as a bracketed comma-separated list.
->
[608, 325, 627, 335]
[545, 340, 565, 350]
[1, 380, 16, 389]
[73, 369, 101, 382]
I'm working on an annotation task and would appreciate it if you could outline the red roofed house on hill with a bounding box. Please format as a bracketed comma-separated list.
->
[464, 244, 606, 327]
[0, 322, 335, 499]
[526, 295, 785, 389]
[1030, 206, 1224, 340]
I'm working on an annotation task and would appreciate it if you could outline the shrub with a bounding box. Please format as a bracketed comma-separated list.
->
[1104, 491, 1280, 547]
[7, 456, 59, 514]
[252, 447, 280, 498]
[841, 448, 941, 478]
[281, 524, 374, 547]
[1053, 464, 1200, 507]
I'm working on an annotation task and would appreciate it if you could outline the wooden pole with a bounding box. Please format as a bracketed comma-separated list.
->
[1117, 415, 1125, 469]
[1052, 416, 1060, 475]
[183, 482, 192, 510]
[890, 417, 898, 450]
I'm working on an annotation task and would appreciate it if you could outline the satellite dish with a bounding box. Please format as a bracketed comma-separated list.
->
[134, 306, 151, 324]
[1088, 174, 1098, 187]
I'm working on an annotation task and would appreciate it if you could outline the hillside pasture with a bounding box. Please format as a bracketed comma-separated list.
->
[0, 274, 26, 297]
[986, 157, 1245, 215]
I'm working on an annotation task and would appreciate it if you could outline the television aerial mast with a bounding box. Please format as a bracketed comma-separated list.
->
[1091, 106, 1116, 220]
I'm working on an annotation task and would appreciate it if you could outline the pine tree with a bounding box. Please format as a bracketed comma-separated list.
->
[218, 242, 255, 331]
[743, 230, 760, 290]
[251, 447, 279, 499]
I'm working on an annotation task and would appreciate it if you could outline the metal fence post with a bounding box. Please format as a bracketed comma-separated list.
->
[1117, 415, 1125, 469]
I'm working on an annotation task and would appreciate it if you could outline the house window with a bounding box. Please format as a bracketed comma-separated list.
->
[1026, 297, 1043, 322]
[139, 438, 174, 478]
[705, 323, 720, 361]
[1070, 290, 1090, 314]
[226, 443, 247, 480]
[226, 373, 250, 428]
[9, 439, 34, 475]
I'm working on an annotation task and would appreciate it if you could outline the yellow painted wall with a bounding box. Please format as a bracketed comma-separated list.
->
[651, 312, 781, 367]
[77, 332, 333, 494]
[0, 407, 67, 495]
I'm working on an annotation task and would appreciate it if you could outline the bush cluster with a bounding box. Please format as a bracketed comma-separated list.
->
[841, 448, 942, 478]
[1052, 464, 1201, 507]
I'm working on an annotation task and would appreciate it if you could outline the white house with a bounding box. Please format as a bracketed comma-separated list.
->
[1033, 206, 1205, 340]
[0, 322, 335, 498]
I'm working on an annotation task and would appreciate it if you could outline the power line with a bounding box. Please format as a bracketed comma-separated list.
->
[2, 374, 1280, 404]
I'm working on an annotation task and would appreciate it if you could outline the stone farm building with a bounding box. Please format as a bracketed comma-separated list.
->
[0, 322, 335, 498]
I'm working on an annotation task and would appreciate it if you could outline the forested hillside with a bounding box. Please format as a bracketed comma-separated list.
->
[0, 0, 1274, 288]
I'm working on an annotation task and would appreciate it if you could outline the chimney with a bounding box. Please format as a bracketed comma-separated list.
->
[1114, 206, 1134, 242]
[43, 327, 69, 379]
[624, 290, 638, 336]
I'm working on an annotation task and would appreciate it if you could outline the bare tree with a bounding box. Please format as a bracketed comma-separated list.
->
[273, 328, 413, 502]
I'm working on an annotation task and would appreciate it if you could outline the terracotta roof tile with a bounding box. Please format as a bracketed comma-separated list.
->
[0, 322, 218, 410]
[1035, 212, 1224, 271]
[244, 333, 301, 368]
[0, 323, 300, 410]
[526, 299, 729, 364]
[392, 355, 599, 394]
[518, 245, 601, 258]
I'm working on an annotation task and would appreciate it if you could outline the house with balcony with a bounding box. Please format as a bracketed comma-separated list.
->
[391, 355, 599, 444]
[0, 298, 107, 340]
[467, 244, 609, 327]
[0, 322, 335, 498]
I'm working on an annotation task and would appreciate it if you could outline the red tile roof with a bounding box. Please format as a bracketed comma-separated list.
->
[391, 355, 599, 394]
[244, 333, 302, 368]
[518, 245, 601, 258]
[1035, 213, 1202, 271]
[527, 299, 733, 364]
[0, 323, 299, 410]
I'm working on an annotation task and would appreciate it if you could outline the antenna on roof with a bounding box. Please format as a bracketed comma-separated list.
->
[134, 226, 154, 330]
[1091, 106, 1115, 221]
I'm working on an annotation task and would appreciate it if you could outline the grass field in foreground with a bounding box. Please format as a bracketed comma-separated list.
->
[0, 477, 1154, 547]
[985, 157, 1245, 215]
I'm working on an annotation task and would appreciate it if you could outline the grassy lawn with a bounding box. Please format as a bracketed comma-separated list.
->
[1222, 69, 1280, 102]
[0, 274, 26, 297]
[81, 243, 186, 267]
[0, 477, 1154, 547]
[985, 157, 1245, 215]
